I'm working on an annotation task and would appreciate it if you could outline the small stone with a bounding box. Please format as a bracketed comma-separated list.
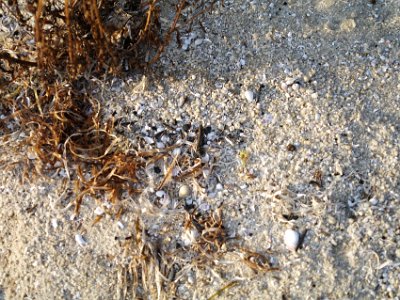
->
[179, 185, 190, 198]
[284, 229, 300, 251]
[244, 90, 254, 102]
[287, 144, 296, 152]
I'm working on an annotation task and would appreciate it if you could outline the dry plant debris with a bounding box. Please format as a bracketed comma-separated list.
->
[0, 0, 222, 215]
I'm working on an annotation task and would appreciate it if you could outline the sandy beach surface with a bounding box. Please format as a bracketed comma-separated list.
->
[1, 0, 400, 299]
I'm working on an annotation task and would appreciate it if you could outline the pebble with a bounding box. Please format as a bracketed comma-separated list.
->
[284, 229, 300, 251]
[244, 90, 254, 102]
[179, 184, 190, 198]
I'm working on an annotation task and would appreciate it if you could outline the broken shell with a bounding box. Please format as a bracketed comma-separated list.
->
[179, 184, 190, 198]
[244, 90, 254, 102]
[284, 229, 300, 251]
[117, 221, 125, 230]
[75, 234, 87, 247]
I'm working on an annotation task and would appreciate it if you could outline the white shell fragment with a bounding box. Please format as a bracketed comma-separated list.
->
[179, 184, 190, 198]
[156, 190, 166, 198]
[284, 229, 300, 251]
[117, 221, 125, 230]
[51, 218, 58, 229]
[75, 234, 87, 247]
[244, 90, 254, 102]
[94, 207, 104, 216]
[181, 228, 199, 246]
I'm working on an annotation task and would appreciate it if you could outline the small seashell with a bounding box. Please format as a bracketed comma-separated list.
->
[185, 198, 193, 206]
[156, 142, 165, 149]
[178, 96, 186, 107]
[369, 198, 378, 206]
[201, 153, 210, 163]
[187, 272, 196, 284]
[161, 135, 170, 143]
[27, 151, 36, 160]
[284, 229, 300, 251]
[179, 185, 190, 198]
[75, 234, 87, 247]
[244, 90, 254, 102]
[103, 201, 112, 209]
[156, 190, 166, 198]
[215, 183, 223, 191]
[172, 148, 181, 156]
[144, 136, 154, 144]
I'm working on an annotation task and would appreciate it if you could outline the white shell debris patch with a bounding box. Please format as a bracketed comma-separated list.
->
[284, 229, 300, 251]
[75, 234, 87, 247]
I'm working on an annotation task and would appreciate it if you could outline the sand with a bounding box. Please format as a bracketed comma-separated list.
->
[1, 0, 400, 299]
